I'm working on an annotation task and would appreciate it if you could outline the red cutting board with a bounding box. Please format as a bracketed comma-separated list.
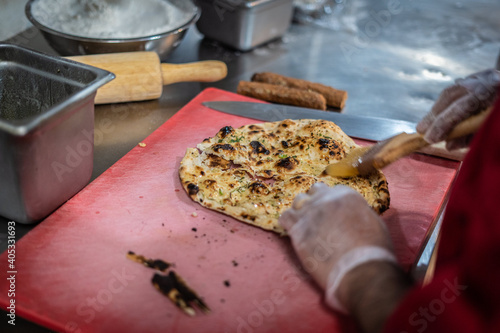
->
[0, 88, 459, 333]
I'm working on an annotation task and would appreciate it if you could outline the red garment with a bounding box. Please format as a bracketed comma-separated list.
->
[384, 93, 500, 333]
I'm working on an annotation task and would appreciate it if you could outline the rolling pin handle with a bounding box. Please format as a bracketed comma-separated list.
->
[160, 61, 228, 86]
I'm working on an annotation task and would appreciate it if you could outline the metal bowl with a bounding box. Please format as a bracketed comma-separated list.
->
[25, 0, 200, 60]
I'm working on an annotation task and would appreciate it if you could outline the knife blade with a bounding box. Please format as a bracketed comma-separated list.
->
[202, 101, 417, 141]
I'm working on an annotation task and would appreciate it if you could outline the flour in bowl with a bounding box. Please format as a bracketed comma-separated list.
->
[30, 0, 196, 39]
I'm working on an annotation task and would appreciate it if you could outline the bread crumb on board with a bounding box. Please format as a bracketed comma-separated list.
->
[138, 142, 146, 147]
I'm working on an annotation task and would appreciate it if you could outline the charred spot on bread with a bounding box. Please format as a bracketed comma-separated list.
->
[203, 179, 217, 190]
[316, 138, 345, 158]
[240, 213, 257, 221]
[250, 141, 270, 155]
[248, 181, 270, 195]
[318, 138, 330, 149]
[207, 154, 230, 169]
[276, 156, 298, 171]
[218, 126, 234, 138]
[281, 141, 289, 148]
[263, 170, 273, 177]
[213, 144, 235, 152]
[187, 183, 199, 196]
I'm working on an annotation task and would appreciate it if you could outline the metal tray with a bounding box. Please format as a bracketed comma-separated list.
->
[0, 43, 114, 223]
[195, 0, 294, 51]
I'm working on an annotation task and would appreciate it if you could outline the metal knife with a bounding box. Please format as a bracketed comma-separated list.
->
[202, 101, 416, 142]
[202, 101, 467, 161]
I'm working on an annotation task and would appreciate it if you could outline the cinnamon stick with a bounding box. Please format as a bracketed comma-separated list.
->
[237, 81, 327, 110]
[251, 72, 348, 109]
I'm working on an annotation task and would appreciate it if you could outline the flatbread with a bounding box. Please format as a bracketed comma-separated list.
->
[179, 119, 390, 234]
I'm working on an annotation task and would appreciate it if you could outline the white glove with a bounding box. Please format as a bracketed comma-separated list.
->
[417, 69, 500, 150]
[279, 183, 397, 313]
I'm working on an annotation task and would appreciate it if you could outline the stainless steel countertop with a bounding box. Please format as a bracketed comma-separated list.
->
[1, 0, 499, 331]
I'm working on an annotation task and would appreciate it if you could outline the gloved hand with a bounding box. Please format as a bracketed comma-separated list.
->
[417, 69, 500, 150]
[279, 183, 397, 313]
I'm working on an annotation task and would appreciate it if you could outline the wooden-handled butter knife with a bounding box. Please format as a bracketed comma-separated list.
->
[325, 107, 492, 178]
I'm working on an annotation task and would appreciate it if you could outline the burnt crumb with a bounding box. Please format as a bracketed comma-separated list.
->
[213, 144, 235, 152]
[128, 251, 210, 315]
[162, 223, 164, 227]
[250, 141, 270, 155]
[187, 183, 199, 196]
[223, 280, 231, 287]
[127, 251, 171, 272]
[152, 271, 210, 315]
[152, 260, 170, 271]
[220, 299, 226, 303]
[232, 260, 239, 267]
[192, 228, 197, 232]
[218, 126, 234, 138]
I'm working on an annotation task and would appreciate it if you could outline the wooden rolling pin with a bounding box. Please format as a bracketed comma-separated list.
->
[66, 52, 227, 104]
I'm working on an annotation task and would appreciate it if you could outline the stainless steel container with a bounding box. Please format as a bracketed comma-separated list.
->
[195, 0, 294, 51]
[0, 44, 114, 224]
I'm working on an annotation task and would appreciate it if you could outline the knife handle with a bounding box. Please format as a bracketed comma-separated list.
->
[371, 107, 492, 169]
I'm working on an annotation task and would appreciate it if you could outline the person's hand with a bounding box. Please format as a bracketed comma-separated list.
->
[279, 183, 396, 312]
[417, 69, 500, 150]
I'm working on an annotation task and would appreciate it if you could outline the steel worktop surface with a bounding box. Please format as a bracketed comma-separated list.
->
[1, 0, 499, 331]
